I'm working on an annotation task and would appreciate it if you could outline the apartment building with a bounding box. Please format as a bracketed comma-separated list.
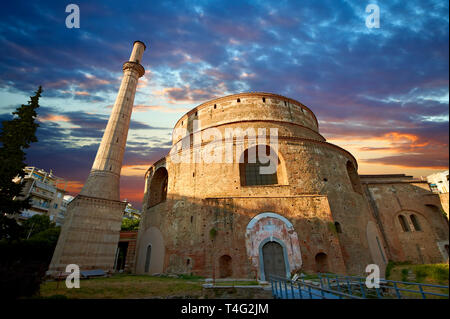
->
[14, 167, 67, 222]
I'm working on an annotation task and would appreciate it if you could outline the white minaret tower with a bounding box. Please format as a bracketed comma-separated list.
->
[48, 41, 147, 273]
[81, 41, 146, 200]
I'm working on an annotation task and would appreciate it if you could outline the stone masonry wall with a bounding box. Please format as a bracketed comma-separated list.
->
[362, 181, 449, 264]
[135, 93, 384, 278]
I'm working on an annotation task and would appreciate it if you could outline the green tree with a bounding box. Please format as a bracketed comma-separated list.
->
[22, 214, 56, 239]
[0, 87, 42, 240]
[121, 218, 140, 231]
[29, 226, 61, 245]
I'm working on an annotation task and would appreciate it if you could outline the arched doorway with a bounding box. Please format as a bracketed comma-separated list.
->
[136, 226, 165, 274]
[219, 255, 232, 278]
[315, 253, 329, 273]
[262, 241, 286, 280]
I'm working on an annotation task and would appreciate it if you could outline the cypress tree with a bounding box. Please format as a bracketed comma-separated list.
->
[0, 86, 42, 240]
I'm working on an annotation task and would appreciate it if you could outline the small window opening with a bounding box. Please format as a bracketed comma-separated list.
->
[398, 215, 410, 232]
[262, 97, 266, 103]
[410, 214, 422, 231]
[214, 104, 217, 109]
[237, 98, 241, 103]
[335, 222, 342, 233]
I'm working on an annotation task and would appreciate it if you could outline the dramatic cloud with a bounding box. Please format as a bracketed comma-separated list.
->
[0, 0, 448, 208]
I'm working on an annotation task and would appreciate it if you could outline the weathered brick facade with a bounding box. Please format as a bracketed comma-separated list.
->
[135, 93, 449, 279]
[361, 175, 449, 264]
[117, 231, 138, 272]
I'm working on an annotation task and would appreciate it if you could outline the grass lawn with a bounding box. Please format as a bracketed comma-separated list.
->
[386, 262, 449, 299]
[38, 274, 204, 299]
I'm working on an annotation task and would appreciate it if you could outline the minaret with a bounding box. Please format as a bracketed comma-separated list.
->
[48, 41, 146, 273]
[81, 41, 146, 201]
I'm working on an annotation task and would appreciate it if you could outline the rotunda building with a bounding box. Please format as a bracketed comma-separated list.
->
[135, 92, 390, 278]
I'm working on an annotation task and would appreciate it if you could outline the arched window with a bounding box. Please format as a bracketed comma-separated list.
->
[219, 255, 232, 278]
[148, 167, 168, 207]
[144, 244, 152, 273]
[398, 215, 410, 232]
[346, 161, 363, 194]
[334, 222, 342, 233]
[410, 214, 422, 231]
[315, 253, 329, 273]
[239, 145, 282, 186]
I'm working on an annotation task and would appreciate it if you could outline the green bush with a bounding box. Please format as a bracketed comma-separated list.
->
[0, 239, 57, 299]
[401, 269, 409, 282]
[385, 260, 412, 279]
[413, 264, 449, 284]
[209, 228, 217, 239]
[121, 218, 140, 231]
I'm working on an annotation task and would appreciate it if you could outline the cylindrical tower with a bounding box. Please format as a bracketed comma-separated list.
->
[136, 93, 386, 278]
[80, 40, 146, 201]
[48, 41, 147, 273]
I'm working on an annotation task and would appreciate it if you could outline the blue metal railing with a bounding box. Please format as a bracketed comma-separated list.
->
[318, 273, 449, 299]
[269, 275, 362, 299]
[268, 273, 449, 299]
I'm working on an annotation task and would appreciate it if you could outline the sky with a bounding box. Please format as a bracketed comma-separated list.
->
[0, 0, 448, 209]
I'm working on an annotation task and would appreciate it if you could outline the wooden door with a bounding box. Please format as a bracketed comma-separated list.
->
[263, 241, 286, 279]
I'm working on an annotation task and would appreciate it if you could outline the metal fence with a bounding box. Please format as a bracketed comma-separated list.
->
[268, 273, 449, 299]
[317, 273, 449, 299]
[269, 275, 362, 299]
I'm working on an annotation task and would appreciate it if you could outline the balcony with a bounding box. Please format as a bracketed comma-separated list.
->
[20, 210, 44, 219]
[34, 180, 56, 193]
[30, 188, 54, 200]
[31, 200, 50, 211]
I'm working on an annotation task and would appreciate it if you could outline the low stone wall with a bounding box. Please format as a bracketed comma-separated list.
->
[202, 285, 273, 299]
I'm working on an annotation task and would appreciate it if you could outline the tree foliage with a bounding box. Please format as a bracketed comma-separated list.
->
[22, 214, 57, 239]
[0, 214, 60, 299]
[121, 217, 140, 231]
[0, 86, 42, 217]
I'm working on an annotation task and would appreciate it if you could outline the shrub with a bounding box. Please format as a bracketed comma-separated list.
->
[0, 239, 56, 299]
